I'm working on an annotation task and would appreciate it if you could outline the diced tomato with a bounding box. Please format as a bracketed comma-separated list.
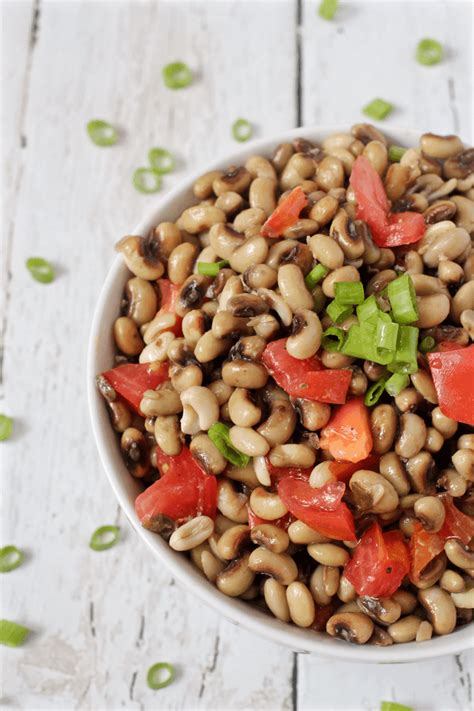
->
[297, 370, 352, 404]
[155, 279, 183, 336]
[328, 454, 380, 483]
[344, 523, 410, 597]
[261, 186, 308, 238]
[409, 523, 445, 584]
[135, 447, 217, 528]
[319, 397, 373, 463]
[247, 508, 293, 530]
[427, 345, 474, 426]
[277, 475, 356, 541]
[437, 341, 466, 352]
[439, 494, 474, 545]
[350, 156, 425, 248]
[101, 362, 169, 413]
[262, 338, 322, 389]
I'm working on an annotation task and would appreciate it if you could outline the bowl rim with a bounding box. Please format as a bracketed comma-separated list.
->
[87, 123, 473, 662]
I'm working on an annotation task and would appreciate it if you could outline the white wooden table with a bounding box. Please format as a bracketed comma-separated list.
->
[1, 1, 473, 709]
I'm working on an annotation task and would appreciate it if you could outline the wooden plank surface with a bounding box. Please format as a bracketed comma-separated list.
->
[1, 1, 473, 710]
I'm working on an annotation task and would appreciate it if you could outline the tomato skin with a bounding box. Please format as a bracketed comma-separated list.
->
[156, 279, 183, 336]
[261, 338, 322, 392]
[439, 494, 474, 545]
[102, 362, 169, 413]
[328, 455, 380, 483]
[297, 370, 352, 404]
[409, 523, 445, 584]
[247, 509, 293, 530]
[344, 523, 410, 597]
[135, 447, 217, 527]
[428, 345, 474, 426]
[319, 397, 373, 463]
[437, 341, 466, 352]
[261, 186, 308, 238]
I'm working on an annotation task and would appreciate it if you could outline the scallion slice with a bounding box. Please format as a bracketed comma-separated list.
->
[132, 168, 162, 194]
[363, 98, 393, 121]
[305, 264, 329, 290]
[321, 326, 345, 352]
[232, 118, 252, 143]
[147, 662, 175, 690]
[388, 325, 419, 374]
[387, 274, 418, 324]
[148, 148, 175, 174]
[419, 335, 436, 353]
[197, 260, 229, 277]
[0, 619, 30, 647]
[375, 316, 399, 352]
[0, 414, 13, 441]
[365, 377, 388, 407]
[86, 120, 118, 147]
[356, 294, 380, 324]
[334, 281, 364, 305]
[380, 703, 413, 711]
[318, 0, 338, 20]
[385, 372, 409, 397]
[0, 546, 24, 573]
[388, 145, 406, 162]
[162, 62, 192, 89]
[341, 323, 392, 365]
[416, 38, 443, 66]
[208, 423, 250, 467]
[326, 300, 353, 324]
[89, 525, 120, 552]
[26, 257, 55, 284]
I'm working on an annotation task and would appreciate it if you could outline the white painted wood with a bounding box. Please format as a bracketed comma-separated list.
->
[1, 1, 472, 710]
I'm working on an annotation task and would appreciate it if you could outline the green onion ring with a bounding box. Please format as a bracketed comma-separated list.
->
[132, 168, 162, 194]
[232, 118, 253, 143]
[318, 0, 338, 20]
[162, 62, 192, 89]
[419, 335, 436, 353]
[362, 98, 393, 121]
[86, 120, 118, 147]
[25, 257, 55, 284]
[416, 38, 443, 66]
[148, 148, 175, 174]
[0, 414, 14, 441]
[0, 546, 24, 573]
[147, 662, 175, 690]
[89, 525, 120, 552]
[365, 378, 388, 407]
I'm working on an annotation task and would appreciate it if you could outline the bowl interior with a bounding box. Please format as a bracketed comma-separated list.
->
[88, 125, 473, 662]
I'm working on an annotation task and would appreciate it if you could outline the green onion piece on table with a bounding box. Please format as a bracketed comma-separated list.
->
[305, 264, 329, 290]
[375, 316, 399, 352]
[334, 281, 365, 305]
[419, 335, 436, 353]
[380, 703, 413, 711]
[86, 120, 118, 147]
[208, 423, 250, 467]
[147, 662, 175, 690]
[148, 148, 175, 174]
[363, 98, 394, 121]
[365, 378, 388, 407]
[385, 372, 409, 397]
[356, 294, 380, 324]
[416, 38, 443, 66]
[132, 168, 162, 194]
[326, 300, 353, 324]
[0, 619, 30, 647]
[388, 325, 419, 374]
[162, 62, 192, 89]
[388, 145, 407, 162]
[318, 0, 338, 20]
[89, 525, 120, 552]
[387, 274, 418, 324]
[26, 257, 55, 284]
[0, 414, 13, 441]
[197, 260, 229, 277]
[0, 546, 24, 573]
[232, 118, 253, 142]
[321, 326, 345, 352]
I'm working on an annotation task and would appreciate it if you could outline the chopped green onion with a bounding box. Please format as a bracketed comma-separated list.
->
[416, 38, 443, 66]
[419, 335, 436, 353]
[132, 168, 162, 194]
[388, 145, 406, 162]
[305, 264, 329, 290]
[375, 316, 399, 352]
[0, 414, 13, 441]
[321, 327, 345, 352]
[0, 619, 30, 647]
[232, 118, 252, 142]
[362, 98, 393, 121]
[89, 525, 120, 552]
[197, 260, 229, 277]
[334, 281, 365, 305]
[326, 300, 353, 324]
[365, 378, 388, 407]
[86, 120, 118, 147]
[0, 546, 24, 573]
[162, 62, 192, 89]
[148, 148, 175, 174]
[387, 274, 418, 324]
[388, 325, 419, 374]
[341, 323, 392, 365]
[147, 662, 175, 690]
[380, 703, 413, 711]
[385, 372, 409, 397]
[208, 423, 250, 467]
[26, 257, 55, 284]
[318, 0, 338, 20]
[356, 295, 380, 324]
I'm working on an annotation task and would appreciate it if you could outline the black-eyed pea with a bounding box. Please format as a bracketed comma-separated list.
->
[418, 586, 457, 634]
[329, 209, 365, 260]
[193, 170, 223, 200]
[201, 549, 226, 582]
[113, 316, 144, 356]
[415, 620, 433, 642]
[451, 589, 474, 609]
[320, 351, 353, 369]
[362, 140, 388, 175]
[217, 479, 249, 524]
[107, 400, 132, 433]
[287, 310, 322, 360]
[452, 449, 474, 481]
[169, 515, 214, 552]
[249, 487, 288, 521]
[288, 520, 330, 545]
[337, 574, 357, 603]
[379, 452, 410, 496]
[440, 570, 465, 593]
[369, 625, 394, 646]
[170, 364, 203, 393]
[229, 426, 269, 457]
[228, 388, 261, 428]
[307, 233, 344, 270]
[280, 153, 316, 191]
[216, 524, 251, 561]
[212, 167, 252, 197]
[309, 195, 340, 227]
[222, 360, 269, 389]
[391, 590, 417, 615]
[248, 547, 298, 585]
[250, 524, 290, 554]
[225, 464, 258, 490]
[420, 133, 464, 160]
[316, 155, 345, 191]
[245, 155, 277, 180]
[272, 142, 294, 174]
[264, 578, 291, 622]
[366, 268, 397, 296]
[140, 386, 182, 417]
[309, 461, 337, 489]
[357, 596, 402, 626]
[424, 427, 444, 454]
[451, 194, 474, 234]
[445, 539, 474, 570]
[139, 332, 175, 364]
[385, 164, 412, 202]
[125, 277, 158, 326]
[249, 177, 276, 216]
[415, 294, 451, 329]
[293, 399, 331, 432]
[432, 407, 458, 438]
[214, 191, 244, 216]
[194, 332, 232, 364]
[413, 554, 447, 590]
[167, 242, 198, 285]
[307, 543, 350, 567]
[190, 434, 227, 475]
[229, 236, 269, 274]
[216, 553, 255, 597]
[309, 565, 332, 606]
[410, 370, 438, 405]
[257, 287, 293, 327]
[388, 615, 423, 643]
[395, 413, 427, 458]
[257, 399, 296, 447]
[460, 309, 474, 340]
[243, 263, 277, 290]
[179, 205, 226, 235]
[154, 415, 183, 456]
[283, 218, 319, 240]
[180, 386, 219, 432]
[322, 265, 360, 298]
[414, 496, 445, 532]
[438, 468, 467, 498]
[286, 582, 316, 627]
[322, 566, 340, 597]
[269, 444, 316, 469]
[370, 404, 397, 455]
[349, 470, 399, 514]
[405, 451, 435, 494]
[277, 264, 314, 311]
[326, 612, 374, 644]
[438, 259, 464, 285]
[458, 434, 474, 451]
[115, 235, 164, 280]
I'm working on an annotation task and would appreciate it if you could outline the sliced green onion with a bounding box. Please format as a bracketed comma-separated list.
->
[380, 703, 413, 711]
[388, 325, 419, 374]
[86, 119, 118, 147]
[89, 525, 120, 552]
[318, 0, 338, 20]
[147, 662, 175, 690]
[208, 423, 250, 467]
[419, 335, 436, 353]
[0, 414, 13, 441]
[0, 546, 24, 573]
[388, 145, 406, 162]
[363, 98, 393, 121]
[148, 148, 175, 174]
[0, 619, 30, 647]
[232, 118, 252, 143]
[305, 264, 329, 290]
[326, 300, 353, 324]
[416, 38, 443, 66]
[334, 281, 365, 305]
[356, 295, 380, 324]
[26, 257, 55, 284]
[385, 372, 409, 397]
[341, 323, 392, 365]
[387, 274, 418, 324]
[365, 378, 388, 407]
[162, 62, 192, 89]
[197, 260, 229, 277]
[321, 327, 345, 352]
[132, 168, 162, 194]
[375, 317, 399, 352]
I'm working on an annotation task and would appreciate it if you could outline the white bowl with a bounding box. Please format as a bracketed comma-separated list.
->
[88, 125, 473, 662]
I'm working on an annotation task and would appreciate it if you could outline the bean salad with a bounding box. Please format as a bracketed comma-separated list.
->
[97, 124, 474, 646]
